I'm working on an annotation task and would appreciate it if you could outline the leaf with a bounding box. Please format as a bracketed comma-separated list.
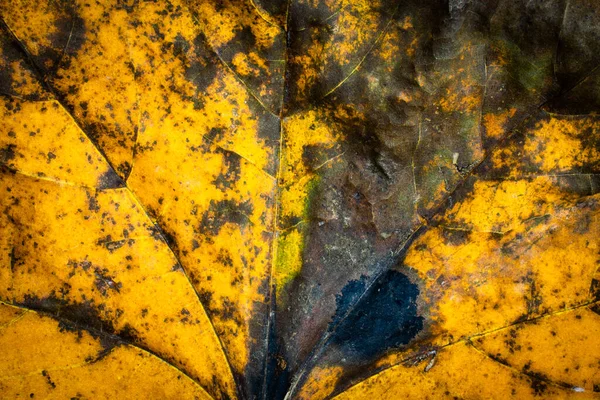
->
[1, 0, 599, 399]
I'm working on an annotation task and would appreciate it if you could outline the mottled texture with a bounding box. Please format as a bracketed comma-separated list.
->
[1, 0, 599, 399]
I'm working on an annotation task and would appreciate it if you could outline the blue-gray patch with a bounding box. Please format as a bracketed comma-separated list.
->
[330, 270, 423, 362]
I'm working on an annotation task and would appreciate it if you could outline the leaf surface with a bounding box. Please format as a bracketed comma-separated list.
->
[1, 0, 600, 399]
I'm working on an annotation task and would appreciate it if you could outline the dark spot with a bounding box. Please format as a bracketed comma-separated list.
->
[172, 33, 191, 57]
[159, 227, 179, 251]
[487, 352, 510, 367]
[216, 249, 234, 267]
[0, 144, 16, 164]
[47, 8, 86, 69]
[116, 0, 139, 13]
[41, 370, 56, 389]
[86, 191, 100, 212]
[301, 144, 340, 172]
[117, 161, 132, 179]
[212, 149, 241, 190]
[68, 259, 93, 272]
[164, 262, 178, 273]
[149, 23, 165, 42]
[213, 297, 240, 323]
[94, 267, 122, 296]
[119, 324, 139, 342]
[253, 0, 288, 19]
[97, 235, 127, 252]
[206, 127, 226, 142]
[198, 288, 213, 306]
[19, 294, 134, 355]
[329, 270, 423, 362]
[184, 33, 218, 93]
[198, 199, 253, 236]
[529, 375, 548, 395]
[441, 227, 470, 246]
[8, 246, 17, 273]
[97, 169, 125, 189]
[280, 215, 303, 230]
[230, 26, 256, 50]
[147, 224, 162, 241]
[330, 275, 368, 327]
[518, 272, 543, 318]
[521, 361, 558, 395]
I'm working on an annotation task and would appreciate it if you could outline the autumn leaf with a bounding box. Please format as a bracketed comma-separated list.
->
[1, 0, 600, 399]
